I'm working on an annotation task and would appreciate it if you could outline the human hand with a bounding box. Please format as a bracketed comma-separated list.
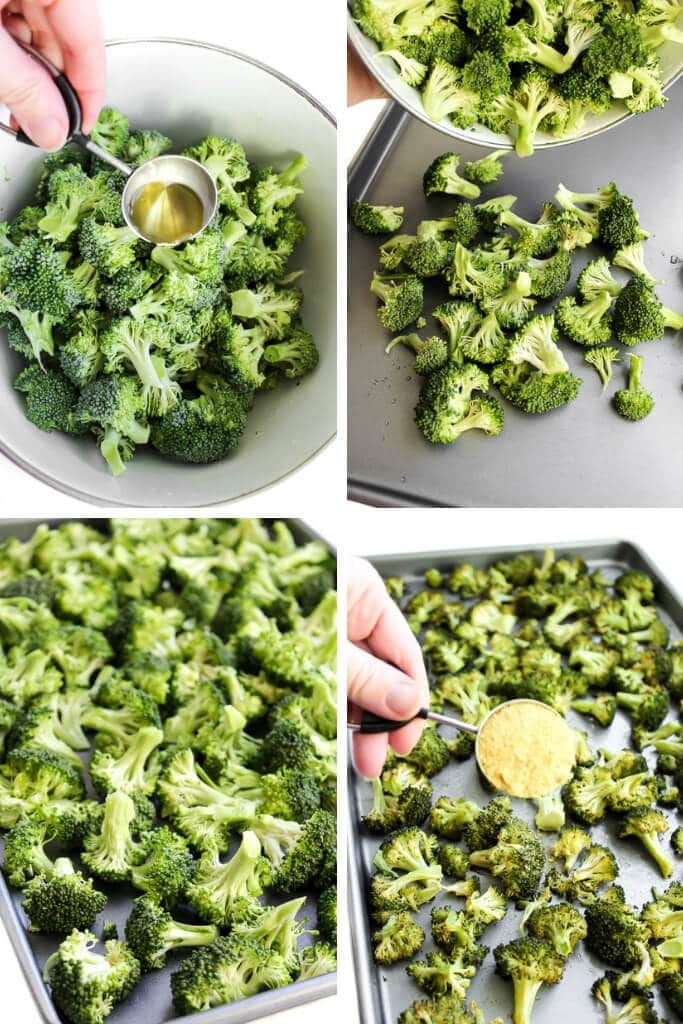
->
[348, 556, 429, 779]
[0, 0, 105, 149]
[347, 40, 386, 106]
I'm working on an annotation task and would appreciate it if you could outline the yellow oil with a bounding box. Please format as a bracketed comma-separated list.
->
[130, 181, 204, 245]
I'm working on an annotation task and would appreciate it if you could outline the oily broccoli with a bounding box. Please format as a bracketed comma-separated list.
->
[124, 895, 218, 971]
[613, 355, 654, 422]
[526, 902, 587, 957]
[22, 858, 107, 934]
[351, 200, 405, 235]
[43, 929, 140, 1024]
[81, 791, 143, 883]
[464, 150, 507, 185]
[617, 808, 674, 877]
[468, 818, 545, 899]
[584, 885, 649, 967]
[386, 333, 448, 374]
[169, 933, 291, 1015]
[128, 826, 196, 909]
[494, 937, 565, 1024]
[373, 910, 426, 964]
[149, 373, 248, 463]
[591, 977, 658, 1024]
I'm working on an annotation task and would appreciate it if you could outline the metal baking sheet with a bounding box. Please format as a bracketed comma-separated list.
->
[347, 92, 683, 507]
[0, 518, 337, 1024]
[349, 540, 683, 1024]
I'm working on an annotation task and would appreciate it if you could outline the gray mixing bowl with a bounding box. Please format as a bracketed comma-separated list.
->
[0, 38, 337, 506]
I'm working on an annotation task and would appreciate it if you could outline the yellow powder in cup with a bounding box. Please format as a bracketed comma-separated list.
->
[476, 699, 576, 798]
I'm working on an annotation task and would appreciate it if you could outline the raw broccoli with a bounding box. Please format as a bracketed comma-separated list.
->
[613, 276, 683, 346]
[415, 364, 503, 445]
[386, 333, 448, 374]
[423, 154, 481, 200]
[494, 937, 565, 1024]
[465, 150, 507, 185]
[22, 858, 107, 934]
[14, 365, 81, 435]
[370, 272, 424, 332]
[584, 348, 622, 392]
[43, 929, 140, 1024]
[169, 934, 291, 1015]
[150, 373, 248, 463]
[124, 895, 218, 971]
[556, 292, 613, 346]
[262, 324, 319, 379]
[614, 355, 654, 422]
[129, 826, 195, 908]
[351, 200, 405, 234]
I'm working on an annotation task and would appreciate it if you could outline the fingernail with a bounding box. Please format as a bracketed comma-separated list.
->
[386, 678, 418, 716]
[29, 116, 67, 150]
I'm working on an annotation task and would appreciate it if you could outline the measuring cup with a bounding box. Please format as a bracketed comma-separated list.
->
[348, 698, 576, 797]
[0, 39, 218, 246]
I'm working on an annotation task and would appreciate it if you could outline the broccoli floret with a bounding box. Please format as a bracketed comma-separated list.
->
[408, 948, 478, 998]
[373, 910, 426, 964]
[468, 818, 545, 899]
[128, 826, 195, 909]
[556, 292, 614, 347]
[585, 885, 649, 967]
[124, 895, 218, 971]
[2, 814, 56, 887]
[494, 937, 565, 1024]
[150, 373, 248, 463]
[584, 347, 622, 392]
[13, 365, 81, 435]
[423, 155, 481, 200]
[187, 829, 270, 926]
[415, 364, 503, 445]
[526, 902, 587, 957]
[370, 272, 424, 331]
[351, 200, 405, 234]
[386, 333, 448, 374]
[615, 687, 668, 729]
[262, 324, 319, 379]
[123, 128, 172, 167]
[271, 809, 336, 894]
[618, 808, 674, 877]
[78, 218, 138, 276]
[548, 844, 619, 904]
[614, 276, 683, 346]
[549, 826, 592, 872]
[22, 857, 107, 934]
[169, 934, 291, 1015]
[592, 976, 658, 1024]
[183, 136, 253, 223]
[422, 61, 480, 128]
[613, 242, 660, 287]
[38, 166, 122, 243]
[43, 928, 140, 1024]
[571, 693, 617, 726]
[614, 355, 654, 421]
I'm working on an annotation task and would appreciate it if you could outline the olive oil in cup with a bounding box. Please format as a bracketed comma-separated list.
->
[131, 181, 205, 244]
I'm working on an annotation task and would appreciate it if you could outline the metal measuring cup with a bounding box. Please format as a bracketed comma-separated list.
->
[0, 39, 218, 246]
[348, 698, 576, 796]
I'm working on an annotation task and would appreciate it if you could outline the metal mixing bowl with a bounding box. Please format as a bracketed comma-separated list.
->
[348, 10, 683, 150]
[0, 38, 337, 507]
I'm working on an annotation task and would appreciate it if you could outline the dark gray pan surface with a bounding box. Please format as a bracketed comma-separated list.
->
[349, 540, 683, 1023]
[347, 92, 683, 507]
[0, 519, 336, 1024]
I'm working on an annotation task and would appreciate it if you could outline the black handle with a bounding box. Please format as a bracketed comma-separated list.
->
[7, 42, 83, 147]
[354, 708, 429, 734]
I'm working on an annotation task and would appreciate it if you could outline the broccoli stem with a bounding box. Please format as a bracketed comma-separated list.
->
[512, 976, 543, 1024]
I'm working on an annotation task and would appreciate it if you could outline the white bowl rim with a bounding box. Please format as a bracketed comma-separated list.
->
[347, 13, 683, 151]
[0, 36, 337, 509]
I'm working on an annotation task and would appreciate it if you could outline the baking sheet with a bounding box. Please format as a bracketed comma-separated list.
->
[348, 540, 683, 1024]
[347, 91, 683, 507]
[0, 518, 337, 1024]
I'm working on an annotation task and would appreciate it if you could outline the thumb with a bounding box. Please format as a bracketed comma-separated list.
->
[347, 642, 424, 721]
[0, 29, 69, 149]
